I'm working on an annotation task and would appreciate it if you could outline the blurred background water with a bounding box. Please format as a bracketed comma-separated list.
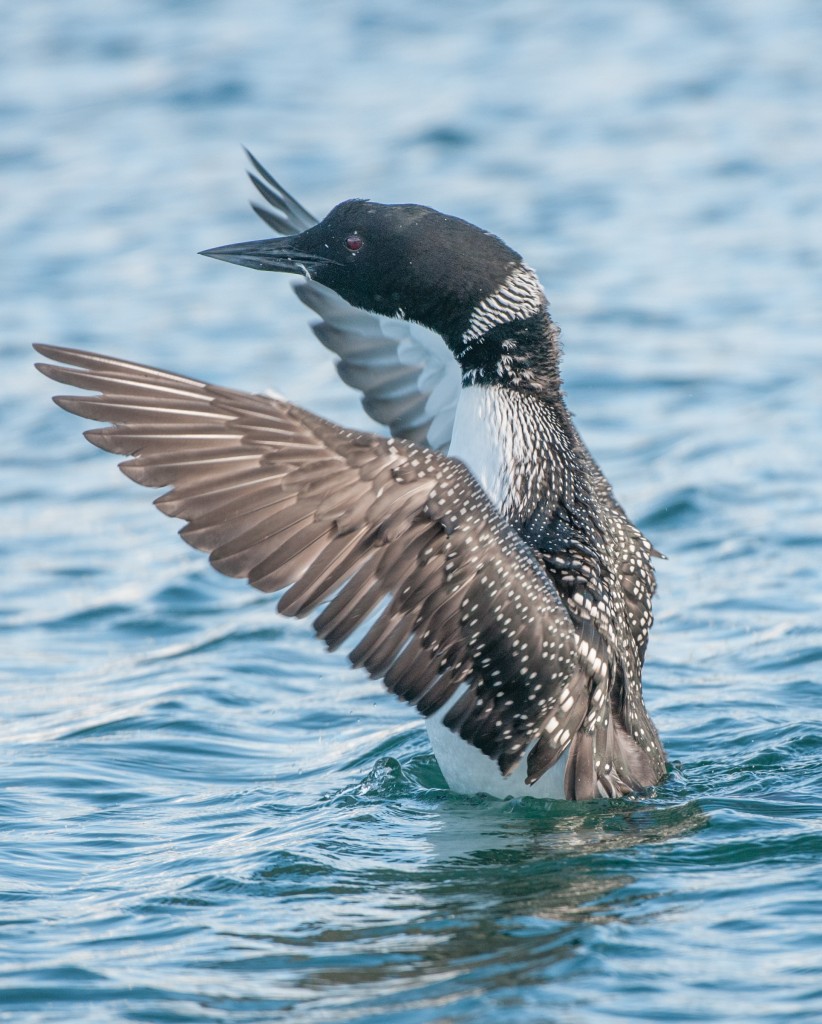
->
[2, 1, 822, 1021]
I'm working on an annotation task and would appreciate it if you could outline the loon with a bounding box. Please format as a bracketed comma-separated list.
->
[35, 152, 665, 800]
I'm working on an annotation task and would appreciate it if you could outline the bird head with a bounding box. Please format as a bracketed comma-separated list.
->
[201, 199, 548, 368]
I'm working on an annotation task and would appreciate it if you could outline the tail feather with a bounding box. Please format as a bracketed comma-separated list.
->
[563, 714, 664, 799]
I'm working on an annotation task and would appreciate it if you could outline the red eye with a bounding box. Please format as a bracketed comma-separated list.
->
[345, 234, 363, 252]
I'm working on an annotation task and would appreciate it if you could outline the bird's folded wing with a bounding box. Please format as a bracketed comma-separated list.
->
[35, 344, 586, 782]
[246, 151, 461, 452]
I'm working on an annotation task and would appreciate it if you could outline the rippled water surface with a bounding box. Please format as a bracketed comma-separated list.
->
[3, 2, 822, 1021]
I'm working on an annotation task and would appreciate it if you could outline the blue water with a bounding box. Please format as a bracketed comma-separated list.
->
[3, 1, 822, 1020]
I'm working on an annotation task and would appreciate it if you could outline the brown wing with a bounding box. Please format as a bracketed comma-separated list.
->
[34, 344, 588, 782]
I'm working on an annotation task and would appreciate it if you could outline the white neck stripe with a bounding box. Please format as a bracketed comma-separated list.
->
[460, 264, 544, 351]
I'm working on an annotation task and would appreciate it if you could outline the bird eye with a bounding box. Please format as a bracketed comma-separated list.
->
[344, 234, 363, 252]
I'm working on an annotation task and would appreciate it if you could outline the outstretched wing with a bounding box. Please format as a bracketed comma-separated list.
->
[245, 151, 461, 450]
[35, 344, 588, 784]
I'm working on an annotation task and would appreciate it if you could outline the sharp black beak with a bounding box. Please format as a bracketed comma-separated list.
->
[199, 235, 333, 276]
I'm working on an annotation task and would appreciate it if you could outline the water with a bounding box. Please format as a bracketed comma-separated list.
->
[3, 1, 822, 1020]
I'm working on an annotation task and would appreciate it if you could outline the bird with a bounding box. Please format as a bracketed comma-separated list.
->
[35, 151, 666, 801]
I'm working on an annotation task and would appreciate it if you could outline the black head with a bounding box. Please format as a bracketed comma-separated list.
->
[202, 200, 549, 363]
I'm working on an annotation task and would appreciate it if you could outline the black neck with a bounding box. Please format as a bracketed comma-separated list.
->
[453, 311, 563, 394]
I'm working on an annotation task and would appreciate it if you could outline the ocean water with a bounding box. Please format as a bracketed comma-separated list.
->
[3, 1, 822, 1021]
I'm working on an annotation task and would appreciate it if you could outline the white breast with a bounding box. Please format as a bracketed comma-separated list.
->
[423, 384, 567, 799]
[447, 384, 517, 512]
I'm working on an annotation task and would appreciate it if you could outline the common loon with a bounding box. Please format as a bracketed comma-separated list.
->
[35, 152, 665, 800]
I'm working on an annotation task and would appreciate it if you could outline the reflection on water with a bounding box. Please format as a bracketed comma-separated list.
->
[217, 761, 710, 1014]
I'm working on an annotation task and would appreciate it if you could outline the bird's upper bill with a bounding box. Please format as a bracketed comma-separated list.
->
[199, 234, 335, 276]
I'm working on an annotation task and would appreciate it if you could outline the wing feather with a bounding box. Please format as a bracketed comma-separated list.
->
[35, 343, 588, 783]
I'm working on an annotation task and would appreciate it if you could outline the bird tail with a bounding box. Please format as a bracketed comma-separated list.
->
[564, 709, 665, 799]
